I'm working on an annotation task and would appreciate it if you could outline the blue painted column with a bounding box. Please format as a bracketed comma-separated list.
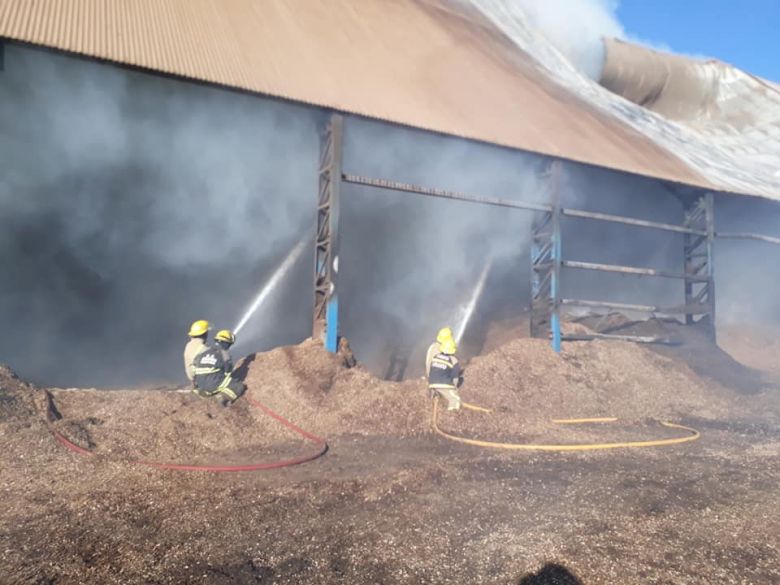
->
[325, 293, 339, 353]
[313, 113, 343, 353]
[325, 117, 343, 353]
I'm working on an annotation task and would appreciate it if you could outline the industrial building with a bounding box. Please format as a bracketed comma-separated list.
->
[1, 0, 779, 386]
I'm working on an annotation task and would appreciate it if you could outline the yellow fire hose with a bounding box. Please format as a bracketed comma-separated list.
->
[551, 417, 618, 424]
[433, 398, 700, 451]
[461, 402, 493, 414]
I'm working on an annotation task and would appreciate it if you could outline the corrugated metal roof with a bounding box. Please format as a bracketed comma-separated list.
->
[0, 0, 734, 195]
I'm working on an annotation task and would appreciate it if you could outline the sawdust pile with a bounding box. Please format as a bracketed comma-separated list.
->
[48, 390, 305, 462]
[0, 365, 37, 423]
[38, 328, 773, 463]
[45, 339, 426, 463]
[445, 336, 749, 440]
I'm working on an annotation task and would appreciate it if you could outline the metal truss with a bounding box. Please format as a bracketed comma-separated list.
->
[313, 113, 343, 352]
[683, 192, 715, 339]
[530, 162, 562, 351]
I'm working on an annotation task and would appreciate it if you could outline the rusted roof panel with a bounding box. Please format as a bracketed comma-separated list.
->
[0, 0, 717, 192]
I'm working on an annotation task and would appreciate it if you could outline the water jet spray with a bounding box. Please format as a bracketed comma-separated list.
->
[233, 236, 309, 336]
[454, 260, 493, 345]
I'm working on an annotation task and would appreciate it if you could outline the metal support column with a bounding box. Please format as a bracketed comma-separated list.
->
[313, 113, 343, 352]
[530, 161, 562, 352]
[683, 192, 715, 340]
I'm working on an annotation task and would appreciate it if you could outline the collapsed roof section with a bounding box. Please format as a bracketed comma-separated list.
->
[0, 0, 778, 200]
[599, 37, 780, 199]
[468, 0, 780, 200]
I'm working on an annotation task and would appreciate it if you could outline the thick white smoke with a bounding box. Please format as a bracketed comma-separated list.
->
[0, 44, 318, 386]
[454, 0, 624, 79]
[510, 0, 624, 79]
[338, 118, 549, 374]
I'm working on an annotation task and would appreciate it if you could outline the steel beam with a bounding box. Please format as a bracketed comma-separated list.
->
[342, 174, 550, 212]
[562, 332, 678, 345]
[561, 298, 712, 315]
[530, 211, 552, 339]
[313, 113, 343, 352]
[683, 192, 715, 339]
[530, 161, 562, 352]
[563, 260, 709, 282]
[715, 231, 780, 246]
[561, 207, 706, 236]
[550, 163, 562, 353]
[344, 174, 780, 248]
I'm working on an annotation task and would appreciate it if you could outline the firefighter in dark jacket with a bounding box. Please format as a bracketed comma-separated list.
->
[192, 329, 245, 406]
[214, 329, 236, 372]
[427, 338, 462, 411]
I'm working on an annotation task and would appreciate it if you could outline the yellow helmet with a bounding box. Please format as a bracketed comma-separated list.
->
[188, 319, 210, 337]
[215, 329, 236, 345]
[436, 327, 453, 344]
[440, 339, 457, 355]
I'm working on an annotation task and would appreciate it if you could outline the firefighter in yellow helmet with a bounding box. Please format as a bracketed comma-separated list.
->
[183, 320, 210, 385]
[425, 326, 453, 377]
[192, 329, 246, 406]
[428, 338, 462, 411]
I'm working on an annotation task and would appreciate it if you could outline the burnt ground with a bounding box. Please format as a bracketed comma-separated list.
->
[1, 330, 779, 585]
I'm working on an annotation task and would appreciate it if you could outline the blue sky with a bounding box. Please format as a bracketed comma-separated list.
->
[617, 0, 780, 81]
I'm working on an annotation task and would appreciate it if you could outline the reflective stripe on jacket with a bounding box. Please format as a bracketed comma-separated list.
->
[192, 343, 228, 392]
[427, 352, 460, 389]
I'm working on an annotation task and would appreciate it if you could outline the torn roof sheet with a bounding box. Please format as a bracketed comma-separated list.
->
[466, 0, 780, 200]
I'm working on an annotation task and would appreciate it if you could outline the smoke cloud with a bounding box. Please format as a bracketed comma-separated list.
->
[714, 197, 780, 328]
[511, 0, 624, 79]
[337, 118, 690, 376]
[0, 44, 317, 386]
[461, 0, 691, 80]
[339, 119, 549, 374]
[452, 0, 625, 79]
[2, 12, 768, 388]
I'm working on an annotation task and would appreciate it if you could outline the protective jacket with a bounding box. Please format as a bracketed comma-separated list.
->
[183, 337, 207, 381]
[218, 346, 233, 375]
[192, 343, 244, 402]
[193, 343, 230, 392]
[428, 352, 461, 390]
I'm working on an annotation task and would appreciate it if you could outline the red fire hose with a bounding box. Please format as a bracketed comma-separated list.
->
[44, 391, 328, 473]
